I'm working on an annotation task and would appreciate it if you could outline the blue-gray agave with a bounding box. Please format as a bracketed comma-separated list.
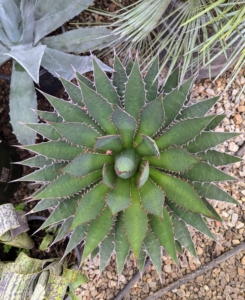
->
[0, 0, 113, 145]
[18, 56, 241, 278]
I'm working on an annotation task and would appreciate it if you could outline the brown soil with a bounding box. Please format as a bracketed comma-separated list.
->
[0, 60, 12, 76]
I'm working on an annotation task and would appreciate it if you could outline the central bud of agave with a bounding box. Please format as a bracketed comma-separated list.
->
[114, 148, 140, 179]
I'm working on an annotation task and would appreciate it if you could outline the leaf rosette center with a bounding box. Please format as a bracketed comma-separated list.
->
[114, 148, 140, 179]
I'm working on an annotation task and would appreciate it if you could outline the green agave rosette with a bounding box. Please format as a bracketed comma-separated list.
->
[17, 56, 241, 277]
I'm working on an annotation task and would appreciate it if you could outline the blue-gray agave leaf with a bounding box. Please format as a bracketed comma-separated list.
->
[0, 0, 113, 145]
[34, 0, 94, 43]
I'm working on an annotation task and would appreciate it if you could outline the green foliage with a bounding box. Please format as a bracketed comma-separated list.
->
[19, 56, 241, 278]
[0, 0, 113, 145]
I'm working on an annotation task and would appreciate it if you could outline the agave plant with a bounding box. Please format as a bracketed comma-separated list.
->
[0, 0, 113, 145]
[17, 56, 241, 278]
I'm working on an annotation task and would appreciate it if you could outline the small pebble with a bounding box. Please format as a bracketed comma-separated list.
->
[234, 114, 243, 125]
[228, 142, 239, 152]
[206, 88, 215, 96]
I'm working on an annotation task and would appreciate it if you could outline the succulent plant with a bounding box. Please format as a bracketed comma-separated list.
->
[0, 0, 113, 145]
[18, 56, 241, 278]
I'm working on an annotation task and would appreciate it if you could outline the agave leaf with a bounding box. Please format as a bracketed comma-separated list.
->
[181, 162, 237, 182]
[135, 160, 149, 188]
[139, 178, 164, 218]
[50, 122, 101, 148]
[20, 155, 54, 168]
[43, 27, 113, 53]
[32, 198, 60, 213]
[9, 61, 37, 145]
[81, 207, 115, 264]
[126, 60, 134, 76]
[115, 212, 130, 277]
[42, 92, 103, 134]
[102, 163, 117, 188]
[23, 141, 83, 160]
[63, 223, 88, 258]
[24, 123, 61, 141]
[193, 182, 239, 204]
[185, 132, 240, 153]
[59, 76, 83, 106]
[99, 230, 115, 275]
[166, 199, 215, 240]
[144, 231, 162, 279]
[156, 115, 214, 150]
[178, 77, 194, 103]
[61, 153, 114, 177]
[163, 77, 193, 128]
[134, 95, 164, 144]
[124, 181, 148, 259]
[71, 183, 110, 229]
[95, 135, 125, 153]
[162, 68, 179, 94]
[124, 60, 145, 119]
[111, 105, 137, 148]
[76, 72, 95, 91]
[177, 97, 219, 120]
[34, 110, 63, 123]
[34, 0, 94, 43]
[170, 211, 197, 257]
[19, 162, 66, 182]
[147, 147, 200, 172]
[6, 45, 46, 83]
[0, 0, 22, 43]
[201, 198, 223, 222]
[205, 115, 226, 131]
[31, 183, 49, 199]
[91, 247, 99, 260]
[92, 57, 120, 106]
[113, 55, 127, 100]
[175, 240, 183, 255]
[196, 150, 242, 166]
[19, 0, 35, 44]
[144, 56, 159, 102]
[40, 197, 79, 229]
[150, 168, 214, 218]
[137, 246, 147, 274]
[135, 135, 160, 157]
[149, 209, 178, 264]
[52, 217, 73, 245]
[78, 79, 117, 135]
[41, 48, 95, 81]
[33, 171, 102, 199]
[105, 178, 131, 215]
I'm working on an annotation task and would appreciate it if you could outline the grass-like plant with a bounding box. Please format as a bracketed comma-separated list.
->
[17, 55, 241, 277]
[108, 0, 245, 93]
